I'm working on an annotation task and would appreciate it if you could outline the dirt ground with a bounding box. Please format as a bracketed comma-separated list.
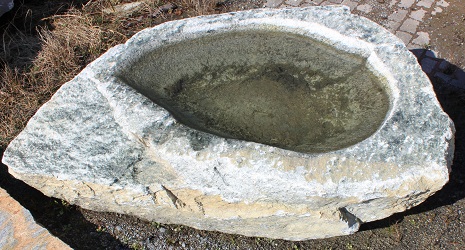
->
[1, 0, 465, 249]
[426, 0, 465, 69]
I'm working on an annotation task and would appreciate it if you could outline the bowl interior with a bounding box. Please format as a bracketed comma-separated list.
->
[119, 30, 390, 153]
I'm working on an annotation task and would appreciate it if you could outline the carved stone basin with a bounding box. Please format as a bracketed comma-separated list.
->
[2, 7, 455, 240]
[120, 30, 391, 153]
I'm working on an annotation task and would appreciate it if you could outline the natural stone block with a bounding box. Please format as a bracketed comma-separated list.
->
[0, 188, 71, 249]
[2, 7, 454, 240]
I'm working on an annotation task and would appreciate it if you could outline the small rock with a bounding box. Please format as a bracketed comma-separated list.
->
[103, 2, 145, 16]
[152, 2, 177, 17]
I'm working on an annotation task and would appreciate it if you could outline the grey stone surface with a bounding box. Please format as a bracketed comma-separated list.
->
[396, 31, 412, 44]
[398, 0, 415, 8]
[388, 9, 408, 21]
[307, 0, 325, 4]
[399, 18, 420, 33]
[438, 60, 450, 71]
[0, 188, 71, 249]
[264, 0, 283, 7]
[435, 72, 453, 83]
[0, 0, 13, 17]
[410, 9, 427, 21]
[411, 31, 430, 46]
[285, 0, 304, 6]
[356, 3, 372, 13]
[421, 57, 438, 73]
[2, 7, 455, 240]
[417, 0, 434, 8]
[341, 0, 358, 10]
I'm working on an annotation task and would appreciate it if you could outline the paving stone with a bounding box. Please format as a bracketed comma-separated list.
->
[417, 0, 434, 8]
[411, 31, 430, 45]
[356, 4, 372, 13]
[396, 31, 413, 44]
[329, 0, 343, 3]
[437, 0, 449, 7]
[389, 0, 398, 7]
[420, 57, 438, 74]
[341, 0, 358, 10]
[265, 0, 283, 7]
[449, 79, 465, 89]
[432, 7, 443, 15]
[438, 60, 450, 71]
[399, 18, 420, 33]
[425, 49, 437, 58]
[388, 9, 408, 21]
[455, 69, 465, 81]
[320, 1, 334, 6]
[285, 0, 304, 6]
[306, 0, 325, 4]
[409, 49, 425, 59]
[301, 2, 317, 6]
[435, 72, 453, 83]
[410, 9, 426, 21]
[385, 20, 402, 32]
[398, 0, 415, 8]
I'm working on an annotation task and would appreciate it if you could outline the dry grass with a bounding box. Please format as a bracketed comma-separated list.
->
[0, 0, 220, 149]
[34, 9, 104, 85]
[180, 0, 218, 15]
[0, 6, 126, 149]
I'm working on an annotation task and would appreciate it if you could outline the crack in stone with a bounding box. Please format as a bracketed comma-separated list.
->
[161, 185, 186, 209]
[339, 207, 361, 230]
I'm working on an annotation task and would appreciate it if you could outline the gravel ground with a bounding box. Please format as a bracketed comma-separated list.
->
[1, 0, 464, 249]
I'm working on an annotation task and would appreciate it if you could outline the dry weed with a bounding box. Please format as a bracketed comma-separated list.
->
[33, 9, 104, 85]
[0, 66, 38, 148]
[180, 0, 218, 15]
[0, 6, 125, 149]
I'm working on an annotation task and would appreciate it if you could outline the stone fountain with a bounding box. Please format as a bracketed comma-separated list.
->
[2, 7, 455, 240]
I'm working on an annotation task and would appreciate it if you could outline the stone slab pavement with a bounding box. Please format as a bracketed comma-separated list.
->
[263, 0, 465, 89]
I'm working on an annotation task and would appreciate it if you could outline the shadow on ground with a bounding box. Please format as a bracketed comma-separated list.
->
[362, 49, 465, 231]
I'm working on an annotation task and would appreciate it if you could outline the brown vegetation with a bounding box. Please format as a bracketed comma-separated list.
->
[0, 4, 125, 148]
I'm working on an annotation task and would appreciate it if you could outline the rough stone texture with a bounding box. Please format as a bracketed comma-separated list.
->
[0, 188, 71, 249]
[2, 7, 455, 240]
[0, 0, 13, 17]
